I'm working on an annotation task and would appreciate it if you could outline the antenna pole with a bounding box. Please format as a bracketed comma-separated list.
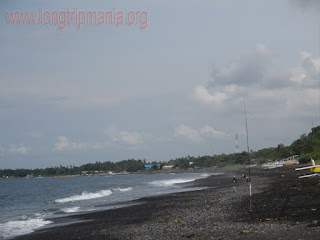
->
[318, 24, 320, 126]
[243, 98, 252, 218]
[243, 100, 249, 155]
[235, 133, 239, 153]
[210, 145, 214, 157]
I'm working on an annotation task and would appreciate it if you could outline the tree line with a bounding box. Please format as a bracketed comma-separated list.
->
[167, 126, 320, 168]
[1, 126, 320, 178]
[0, 159, 148, 178]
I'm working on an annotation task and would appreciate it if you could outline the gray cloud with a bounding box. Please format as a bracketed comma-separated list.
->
[208, 45, 318, 91]
[192, 45, 319, 129]
[209, 44, 271, 87]
[261, 69, 293, 89]
[292, 0, 320, 9]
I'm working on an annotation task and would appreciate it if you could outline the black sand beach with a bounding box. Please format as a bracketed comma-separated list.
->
[15, 166, 320, 239]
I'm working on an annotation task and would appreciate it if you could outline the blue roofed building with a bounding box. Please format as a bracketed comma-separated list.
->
[144, 164, 160, 169]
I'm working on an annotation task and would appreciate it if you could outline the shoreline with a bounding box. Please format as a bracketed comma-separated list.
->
[13, 171, 232, 240]
[14, 165, 320, 239]
[0, 167, 222, 180]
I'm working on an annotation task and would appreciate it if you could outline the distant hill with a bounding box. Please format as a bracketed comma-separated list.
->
[250, 126, 320, 164]
[167, 126, 320, 167]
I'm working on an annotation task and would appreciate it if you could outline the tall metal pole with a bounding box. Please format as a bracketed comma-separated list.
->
[319, 25, 320, 126]
[243, 99, 252, 217]
[243, 100, 249, 156]
[235, 133, 239, 153]
[210, 145, 214, 157]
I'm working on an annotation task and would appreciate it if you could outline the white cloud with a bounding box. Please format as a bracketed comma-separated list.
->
[174, 124, 203, 143]
[52, 128, 147, 153]
[200, 125, 227, 138]
[53, 136, 87, 151]
[290, 51, 319, 87]
[9, 144, 30, 155]
[255, 43, 272, 59]
[193, 85, 228, 106]
[118, 131, 143, 145]
[105, 126, 144, 145]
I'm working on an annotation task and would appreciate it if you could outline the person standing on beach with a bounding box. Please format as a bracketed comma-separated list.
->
[232, 176, 237, 183]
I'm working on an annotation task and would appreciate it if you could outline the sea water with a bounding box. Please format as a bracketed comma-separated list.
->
[0, 172, 217, 239]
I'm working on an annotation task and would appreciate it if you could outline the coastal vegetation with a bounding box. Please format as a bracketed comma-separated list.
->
[1, 127, 320, 178]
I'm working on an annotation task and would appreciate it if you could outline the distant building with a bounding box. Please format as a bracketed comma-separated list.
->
[162, 165, 173, 170]
[144, 164, 160, 169]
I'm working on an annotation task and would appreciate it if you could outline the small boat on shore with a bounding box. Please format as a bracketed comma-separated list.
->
[263, 162, 283, 169]
[282, 161, 298, 166]
[263, 155, 299, 169]
[282, 155, 299, 166]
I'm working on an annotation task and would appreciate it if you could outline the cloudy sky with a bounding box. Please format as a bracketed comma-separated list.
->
[0, 0, 319, 169]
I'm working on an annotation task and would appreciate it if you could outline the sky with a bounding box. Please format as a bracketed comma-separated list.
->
[0, 0, 320, 169]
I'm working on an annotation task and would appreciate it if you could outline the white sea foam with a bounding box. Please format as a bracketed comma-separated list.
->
[55, 189, 112, 203]
[149, 178, 196, 187]
[201, 173, 210, 177]
[0, 218, 52, 239]
[61, 206, 81, 213]
[114, 187, 133, 192]
[149, 174, 212, 187]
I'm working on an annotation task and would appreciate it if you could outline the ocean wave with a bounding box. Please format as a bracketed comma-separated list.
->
[55, 189, 112, 203]
[113, 187, 133, 192]
[149, 178, 196, 187]
[61, 206, 81, 213]
[149, 173, 213, 187]
[0, 218, 52, 239]
[201, 173, 210, 177]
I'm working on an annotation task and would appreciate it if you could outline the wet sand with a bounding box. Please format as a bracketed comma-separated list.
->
[14, 166, 320, 239]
